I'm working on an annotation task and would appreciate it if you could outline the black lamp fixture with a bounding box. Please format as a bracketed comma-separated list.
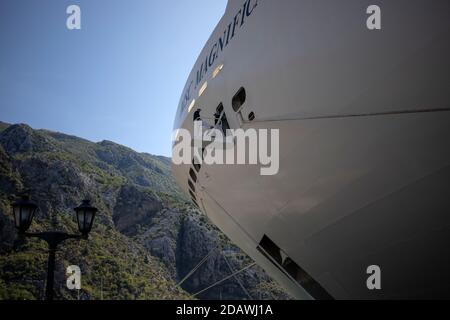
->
[74, 199, 98, 236]
[11, 194, 98, 300]
[12, 195, 38, 233]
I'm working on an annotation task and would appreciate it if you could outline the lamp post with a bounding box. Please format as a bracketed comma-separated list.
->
[11, 195, 98, 301]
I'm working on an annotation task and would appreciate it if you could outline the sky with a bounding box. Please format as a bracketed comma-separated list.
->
[0, 0, 227, 156]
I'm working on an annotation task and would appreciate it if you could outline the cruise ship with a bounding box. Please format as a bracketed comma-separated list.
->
[172, 0, 450, 299]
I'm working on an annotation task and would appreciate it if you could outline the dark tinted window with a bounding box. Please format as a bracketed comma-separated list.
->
[259, 235, 282, 264]
[192, 158, 201, 172]
[258, 235, 333, 300]
[214, 103, 230, 134]
[232, 87, 246, 112]
[188, 180, 196, 193]
[189, 168, 197, 183]
[215, 103, 224, 125]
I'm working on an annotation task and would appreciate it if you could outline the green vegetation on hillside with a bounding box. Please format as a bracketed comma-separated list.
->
[0, 121, 290, 300]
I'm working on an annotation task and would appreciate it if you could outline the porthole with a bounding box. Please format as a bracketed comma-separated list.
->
[248, 112, 255, 121]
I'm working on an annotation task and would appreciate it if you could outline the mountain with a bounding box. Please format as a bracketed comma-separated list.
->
[0, 121, 289, 300]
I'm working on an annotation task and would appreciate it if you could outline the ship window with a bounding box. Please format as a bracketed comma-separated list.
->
[214, 103, 223, 125]
[199, 81, 208, 97]
[189, 190, 196, 200]
[232, 87, 246, 112]
[192, 158, 201, 172]
[212, 64, 224, 78]
[189, 168, 197, 183]
[259, 235, 282, 264]
[188, 99, 196, 113]
[188, 180, 196, 193]
[214, 103, 230, 135]
[257, 235, 333, 300]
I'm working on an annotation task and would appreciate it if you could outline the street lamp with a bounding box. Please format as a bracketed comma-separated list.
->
[11, 195, 98, 300]
[74, 199, 98, 236]
[12, 195, 38, 233]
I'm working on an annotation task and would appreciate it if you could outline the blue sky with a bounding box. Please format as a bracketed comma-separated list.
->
[0, 0, 227, 156]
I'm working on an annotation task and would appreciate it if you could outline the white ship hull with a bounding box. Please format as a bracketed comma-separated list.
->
[172, 0, 450, 299]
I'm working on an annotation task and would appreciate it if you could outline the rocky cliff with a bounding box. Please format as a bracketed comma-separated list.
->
[0, 121, 289, 300]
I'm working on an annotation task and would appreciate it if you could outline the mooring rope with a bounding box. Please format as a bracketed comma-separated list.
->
[177, 246, 218, 287]
[222, 253, 253, 300]
[191, 262, 257, 298]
